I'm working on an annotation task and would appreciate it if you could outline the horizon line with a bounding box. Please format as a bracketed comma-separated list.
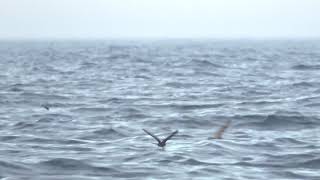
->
[1, 36, 320, 42]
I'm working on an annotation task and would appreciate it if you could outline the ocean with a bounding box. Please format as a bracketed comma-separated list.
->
[0, 39, 319, 179]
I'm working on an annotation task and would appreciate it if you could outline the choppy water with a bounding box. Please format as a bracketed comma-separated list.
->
[0, 40, 320, 180]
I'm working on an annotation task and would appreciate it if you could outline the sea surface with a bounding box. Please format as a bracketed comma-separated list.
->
[0, 39, 319, 180]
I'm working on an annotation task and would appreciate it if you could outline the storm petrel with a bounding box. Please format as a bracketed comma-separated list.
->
[42, 105, 50, 110]
[143, 129, 178, 148]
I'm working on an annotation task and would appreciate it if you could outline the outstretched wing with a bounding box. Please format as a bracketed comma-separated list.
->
[143, 129, 161, 144]
[42, 105, 49, 110]
[213, 120, 231, 139]
[162, 130, 178, 143]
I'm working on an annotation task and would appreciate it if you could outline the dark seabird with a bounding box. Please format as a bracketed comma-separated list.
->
[143, 129, 178, 148]
[212, 120, 231, 139]
[42, 105, 50, 110]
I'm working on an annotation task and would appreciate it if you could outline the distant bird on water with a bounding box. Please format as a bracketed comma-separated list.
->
[211, 120, 231, 139]
[143, 129, 178, 148]
[41, 105, 50, 110]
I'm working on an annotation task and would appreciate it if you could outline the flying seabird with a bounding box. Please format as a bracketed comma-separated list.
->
[212, 120, 231, 139]
[143, 129, 178, 148]
[42, 105, 50, 110]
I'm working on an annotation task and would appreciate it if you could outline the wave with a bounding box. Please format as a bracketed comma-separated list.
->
[20, 92, 70, 101]
[109, 53, 131, 59]
[274, 137, 306, 144]
[179, 158, 219, 166]
[189, 59, 224, 68]
[292, 64, 320, 70]
[93, 128, 126, 138]
[238, 100, 280, 106]
[120, 107, 149, 119]
[134, 75, 151, 80]
[300, 158, 320, 169]
[36, 158, 116, 173]
[71, 107, 112, 113]
[12, 121, 36, 130]
[6, 83, 34, 92]
[159, 103, 224, 110]
[8, 87, 23, 92]
[164, 82, 199, 88]
[160, 117, 218, 129]
[232, 161, 284, 168]
[35, 117, 55, 123]
[259, 113, 315, 129]
[80, 61, 98, 68]
[0, 135, 20, 141]
[37, 158, 91, 170]
[305, 102, 320, 108]
[79, 127, 127, 141]
[275, 170, 311, 179]
[0, 160, 30, 175]
[97, 97, 125, 104]
[291, 81, 318, 87]
[240, 111, 318, 130]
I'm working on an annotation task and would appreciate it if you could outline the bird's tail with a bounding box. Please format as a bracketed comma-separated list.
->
[213, 120, 231, 139]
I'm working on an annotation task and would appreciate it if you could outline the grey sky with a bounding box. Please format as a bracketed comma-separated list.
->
[0, 0, 320, 39]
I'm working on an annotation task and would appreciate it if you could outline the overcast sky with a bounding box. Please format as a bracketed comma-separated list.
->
[0, 0, 319, 39]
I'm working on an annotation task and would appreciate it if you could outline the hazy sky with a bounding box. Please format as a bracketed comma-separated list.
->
[1, 0, 320, 39]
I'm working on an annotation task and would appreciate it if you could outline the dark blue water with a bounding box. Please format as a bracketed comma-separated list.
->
[0, 40, 319, 180]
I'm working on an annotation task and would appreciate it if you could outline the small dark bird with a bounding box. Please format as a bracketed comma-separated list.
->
[212, 120, 231, 139]
[143, 129, 178, 148]
[42, 105, 50, 110]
